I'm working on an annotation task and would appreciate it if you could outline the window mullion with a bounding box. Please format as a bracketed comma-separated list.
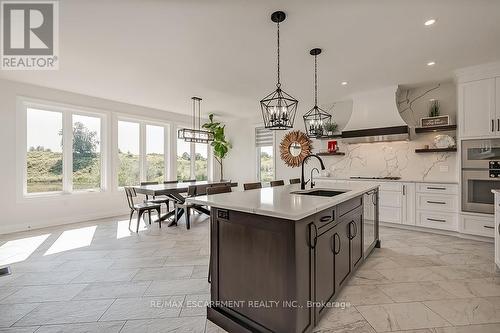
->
[140, 122, 146, 183]
[190, 142, 195, 180]
[63, 112, 73, 193]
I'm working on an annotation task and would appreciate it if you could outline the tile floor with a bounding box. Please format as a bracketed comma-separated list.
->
[0, 214, 499, 332]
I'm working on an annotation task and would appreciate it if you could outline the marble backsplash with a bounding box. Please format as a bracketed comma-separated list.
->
[316, 135, 458, 182]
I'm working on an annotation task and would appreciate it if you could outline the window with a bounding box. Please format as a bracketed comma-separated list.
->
[195, 143, 208, 181]
[72, 115, 101, 191]
[27, 108, 63, 193]
[117, 120, 169, 187]
[118, 121, 140, 187]
[146, 125, 164, 182]
[256, 127, 274, 182]
[25, 105, 104, 195]
[176, 132, 192, 180]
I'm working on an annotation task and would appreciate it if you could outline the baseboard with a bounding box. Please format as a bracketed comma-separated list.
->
[0, 209, 128, 235]
[380, 222, 494, 243]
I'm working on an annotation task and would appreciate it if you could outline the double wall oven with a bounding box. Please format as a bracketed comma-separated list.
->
[462, 139, 500, 214]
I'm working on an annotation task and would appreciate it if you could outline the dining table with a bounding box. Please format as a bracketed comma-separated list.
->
[133, 180, 238, 226]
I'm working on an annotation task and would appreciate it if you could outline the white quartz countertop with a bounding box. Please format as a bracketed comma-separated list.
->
[185, 183, 378, 221]
[491, 189, 500, 194]
[316, 176, 459, 184]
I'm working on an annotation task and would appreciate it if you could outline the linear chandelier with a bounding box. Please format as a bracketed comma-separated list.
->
[177, 97, 214, 143]
[259, 11, 298, 130]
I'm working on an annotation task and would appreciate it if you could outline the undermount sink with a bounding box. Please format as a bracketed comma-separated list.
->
[292, 189, 347, 197]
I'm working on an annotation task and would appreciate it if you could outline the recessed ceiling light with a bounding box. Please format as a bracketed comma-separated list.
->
[341, 81, 348, 86]
[427, 61, 436, 66]
[424, 18, 436, 26]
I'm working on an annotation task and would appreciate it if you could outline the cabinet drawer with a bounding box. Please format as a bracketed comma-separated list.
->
[416, 193, 458, 212]
[380, 191, 402, 208]
[379, 182, 402, 192]
[461, 214, 495, 237]
[416, 183, 458, 195]
[380, 206, 401, 224]
[417, 211, 458, 231]
[337, 197, 362, 217]
[316, 207, 336, 230]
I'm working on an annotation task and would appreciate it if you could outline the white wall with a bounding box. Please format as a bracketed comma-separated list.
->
[0, 79, 207, 234]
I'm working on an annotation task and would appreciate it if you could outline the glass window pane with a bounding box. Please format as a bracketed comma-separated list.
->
[195, 143, 208, 181]
[177, 132, 191, 180]
[146, 125, 164, 182]
[26, 108, 63, 193]
[72, 115, 101, 191]
[118, 121, 140, 186]
[259, 146, 274, 182]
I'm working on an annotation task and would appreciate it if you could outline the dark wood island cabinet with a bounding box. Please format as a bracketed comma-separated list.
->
[198, 187, 380, 333]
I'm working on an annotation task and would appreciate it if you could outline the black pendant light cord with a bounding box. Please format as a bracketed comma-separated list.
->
[276, 22, 281, 89]
[314, 54, 318, 107]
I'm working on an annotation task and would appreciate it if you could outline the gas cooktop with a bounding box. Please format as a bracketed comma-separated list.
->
[350, 176, 402, 180]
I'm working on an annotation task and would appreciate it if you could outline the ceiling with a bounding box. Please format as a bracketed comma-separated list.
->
[1, 0, 500, 120]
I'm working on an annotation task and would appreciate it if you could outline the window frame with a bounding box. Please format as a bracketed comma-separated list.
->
[18, 97, 108, 199]
[115, 115, 171, 189]
[254, 126, 276, 182]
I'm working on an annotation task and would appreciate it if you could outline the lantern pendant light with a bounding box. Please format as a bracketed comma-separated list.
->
[303, 48, 332, 138]
[177, 97, 214, 143]
[260, 11, 298, 130]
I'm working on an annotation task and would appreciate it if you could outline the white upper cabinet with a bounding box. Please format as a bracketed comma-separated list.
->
[458, 78, 496, 138]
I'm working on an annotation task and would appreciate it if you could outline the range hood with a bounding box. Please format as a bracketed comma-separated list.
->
[342, 86, 409, 143]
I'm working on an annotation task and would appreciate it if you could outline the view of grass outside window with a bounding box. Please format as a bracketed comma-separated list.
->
[26, 108, 63, 193]
[146, 125, 165, 182]
[195, 142, 208, 180]
[72, 115, 101, 190]
[259, 146, 274, 182]
[177, 135, 191, 180]
[118, 121, 140, 186]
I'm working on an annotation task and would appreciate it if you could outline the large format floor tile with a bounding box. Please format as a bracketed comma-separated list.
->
[0, 215, 498, 332]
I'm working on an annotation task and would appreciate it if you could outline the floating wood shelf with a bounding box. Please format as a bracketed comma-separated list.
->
[415, 125, 457, 133]
[415, 147, 457, 153]
[317, 151, 346, 156]
[314, 134, 343, 140]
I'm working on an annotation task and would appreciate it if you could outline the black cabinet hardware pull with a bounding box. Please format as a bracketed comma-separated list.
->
[427, 201, 446, 205]
[427, 218, 446, 223]
[308, 223, 318, 249]
[492, 119, 495, 132]
[427, 187, 446, 190]
[352, 221, 358, 237]
[403, 185, 406, 195]
[348, 221, 355, 240]
[497, 119, 499, 131]
[483, 225, 494, 229]
[333, 233, 341, 255]
[320, 216, 332, 222]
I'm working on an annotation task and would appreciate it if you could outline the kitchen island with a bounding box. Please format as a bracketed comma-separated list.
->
[187, 183, 380, 333]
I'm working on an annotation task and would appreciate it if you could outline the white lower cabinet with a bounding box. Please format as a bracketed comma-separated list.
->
[402, 183, 415, 226]
[461, 213, 495, 237]
[416, 183, 459, 232]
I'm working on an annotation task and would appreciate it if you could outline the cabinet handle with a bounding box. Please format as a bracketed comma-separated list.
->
[492, 119, 495, 132]
[320, 216, 332, 223]
[403, 185, 406, 196]
[427, 187, 446, 190]
[348, 220, 356, 240]
[427, 218, 446, 223]
[483, 225, 494, 229]
[333, 233, 341, 255]
[497, 119, 500, 132]
[427, 201, 446, 205]
[352, 221, 358, 237]
[308, 223, 318, 249]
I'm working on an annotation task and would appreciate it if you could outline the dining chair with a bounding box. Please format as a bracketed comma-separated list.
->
[270, 180, 285, 187]
[124, 187, 162, 232]
[173, 184, 211, 230]
[244, 182, 262, 190]
[207, 185, 232, 195]
[140, 181, 171, 211]
[289, 178, 301, 184]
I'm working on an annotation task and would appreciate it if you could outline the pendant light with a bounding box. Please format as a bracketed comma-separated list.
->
[260, 11, 298, 130]
[177, 97, 214, 143]
[303, 48, 332, 138]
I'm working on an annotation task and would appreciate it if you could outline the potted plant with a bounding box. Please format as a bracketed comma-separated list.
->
[429, 99, 440, 117]
[202, 114, 231, 181]
[324, 122, 338, 136]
